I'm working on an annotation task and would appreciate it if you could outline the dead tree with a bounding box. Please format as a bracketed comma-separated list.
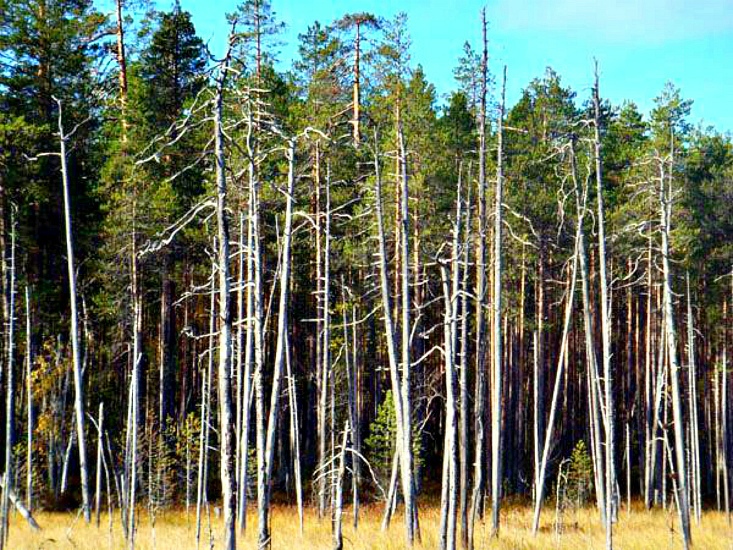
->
[56, 97, 91, 523]
[593, 67, 616, 548]
[658, 137, 691, 548]
[24, 286, 32, 513]
[332, 423, 349, 550]
[0, 211, 16, 550]
[685, 273, 701, 524]
[490, 66, 506, 537]
[258, 136, 297, 550]
[213, 31, 238, 550]
[532, 167, 583, 533]
[373, 130, 414, 543]
[469, 12, 489, 548]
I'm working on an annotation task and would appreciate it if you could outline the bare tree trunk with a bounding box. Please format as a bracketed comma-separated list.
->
[644, 236, 655, 509]
[341, 280, 359, 530]
[458, 165, 472, 550]
[25, 286, 32, 513]
[468, 12, 489, 548]
[593, 68, 616, 548]
[332, 423, 349, 550]
[572, 140, 607, 524]
[258, 138, 297, 550]
[95, 403, 104, 528]
[686, 273, 702, 524]
[439, 167, 464, 550]
[0, 213, 16, 550]
[625, 423, 631, 514]
[490, 67, 506, 537]
[314, 143, 328, 519]
[717, 344, 725, 512]
[238, 109, 260, 535]
[284, 329, 303, 533]
[126, 352, 138, 548]
[320, 158, 333, 522]
[213, 38, 237, 550]
[532, 208, 581, 534]
[373, 131, 412, 540]
[0, 478, 39, 532]
[658, 144, 691, 548]
[196, 261, 215, 547]
[381, 450, 399, 531]
[56, 97, 91, 523]
[235, 212, 248, 531]
[397, 103, 419, 544]
[725, 273, 732, 522]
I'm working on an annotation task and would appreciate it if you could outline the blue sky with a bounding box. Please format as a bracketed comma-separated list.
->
[157, 0, 733, 131]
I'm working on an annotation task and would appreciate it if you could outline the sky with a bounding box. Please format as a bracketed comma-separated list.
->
[159, 0, 733, 131]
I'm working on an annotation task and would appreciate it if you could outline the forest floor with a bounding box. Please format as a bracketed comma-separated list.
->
[6, 501, 733, 549]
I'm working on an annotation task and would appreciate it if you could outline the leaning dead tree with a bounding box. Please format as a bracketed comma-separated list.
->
[657, 128, 691, 549]
[531, 142, 584, 534]
[258, 132, 298, 550]
[56, 97, 92, 523]
[372, 128, 418, 546]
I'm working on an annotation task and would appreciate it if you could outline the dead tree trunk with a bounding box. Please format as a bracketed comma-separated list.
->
[258, 138, 297, 550]
[458, 164, 473, 550]
[658, 142, 691, 548]
[373, 130, 412, 542]
[469, 12, 489, 548]
[397, 103, 419, 544]
[25, 286, 32, 513]
[94, 403, 104, 528]
[0, 212, 16, 550]
[490, 66, 506, 537]
[56, 97, 91, 523]
[571, 140, 607, 524]
[332, 423, 349, 550]
[213, 38, 237, 550]
[686, 273, 701, 524]
[532, 194, 582, 534]
[593, 69, 616, 548]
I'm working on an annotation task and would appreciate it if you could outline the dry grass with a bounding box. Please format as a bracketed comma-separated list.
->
[7, 501, 733, 549]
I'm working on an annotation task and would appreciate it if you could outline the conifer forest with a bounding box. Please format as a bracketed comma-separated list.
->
[0, 1, 732, 549]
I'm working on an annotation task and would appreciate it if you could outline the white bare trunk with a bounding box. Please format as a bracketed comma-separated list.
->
[56, 97, 91, 523]
[531, 211, 581, 534]
[593, 69, 616, 549]
[396, 106, 419, 544]
[685, 273, 702, 524]
[659, 146, 691, 548]
[213, 43, 236, 550]
[258, 138, 297, 550]
[490, 67, 506, 537]
[94, 402, 104, 528]
[468, 13, 489, 548]
[373, 131, 411, 539]
[332, 423, 349, 550]
[0, 213, 16, 549]
[24, 286, 32, 513]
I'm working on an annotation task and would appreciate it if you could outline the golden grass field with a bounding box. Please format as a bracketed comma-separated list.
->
[6, 501, 733, 549]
